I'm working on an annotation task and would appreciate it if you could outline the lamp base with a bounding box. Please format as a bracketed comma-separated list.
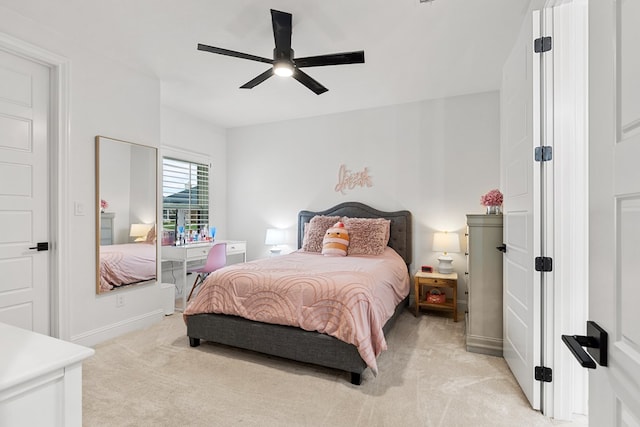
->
[437, 255, 454, 274]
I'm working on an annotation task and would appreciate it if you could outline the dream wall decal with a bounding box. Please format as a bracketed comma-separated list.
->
[334, 164, 373, 195]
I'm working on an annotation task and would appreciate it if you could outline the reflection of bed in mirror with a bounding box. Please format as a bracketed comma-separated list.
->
[95, 135, 158, 294]
[99, 241, 157, 292]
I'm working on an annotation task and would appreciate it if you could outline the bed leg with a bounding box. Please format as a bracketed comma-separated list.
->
[189, 337, 200, 347]
[350, 372, 362, 385]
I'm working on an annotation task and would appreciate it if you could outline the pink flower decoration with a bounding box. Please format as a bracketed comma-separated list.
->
[480, 189, 503, 206]
[100, 199, 109, 209]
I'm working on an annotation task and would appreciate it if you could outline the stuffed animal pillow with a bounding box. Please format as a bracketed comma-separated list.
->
[322, 221, 350, 256]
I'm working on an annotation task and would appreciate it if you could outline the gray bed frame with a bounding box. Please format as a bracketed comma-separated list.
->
[186, 202, 412, 385]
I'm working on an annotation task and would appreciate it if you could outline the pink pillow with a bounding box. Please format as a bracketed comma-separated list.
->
[302, 215, 341, 253]
[145, 225, 156, 243]
[341, 217, 390, 256]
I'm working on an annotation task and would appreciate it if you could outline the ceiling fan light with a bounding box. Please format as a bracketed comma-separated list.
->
[274, 62, 294, 77]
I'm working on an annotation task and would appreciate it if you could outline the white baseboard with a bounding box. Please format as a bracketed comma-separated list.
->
[466, 334, 503, 357]
[70, 309, 164, 347]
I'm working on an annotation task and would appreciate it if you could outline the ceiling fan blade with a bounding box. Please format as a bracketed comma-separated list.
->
[197, 43, 273, 65]
[295, 51, 365, 68]
[292, 69, 328, 95]
[239, 69, 274, 89]
[271, 9, 292, 55]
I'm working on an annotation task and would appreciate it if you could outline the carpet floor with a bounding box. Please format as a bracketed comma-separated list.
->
[82, 310, 587, 427]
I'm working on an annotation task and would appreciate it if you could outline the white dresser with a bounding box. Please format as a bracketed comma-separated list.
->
[0, 323, 94, 427]
[99, 212, 115, 245]
[465, 214, 504, 356]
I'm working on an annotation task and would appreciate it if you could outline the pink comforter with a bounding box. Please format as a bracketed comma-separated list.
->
[184, 247, 410, 374]
[99, 243, 156, 292]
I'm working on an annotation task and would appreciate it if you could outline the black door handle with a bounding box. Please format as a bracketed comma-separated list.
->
[28, 242, 49, 251]
[562, 321, 608, 369]
[496, 244, 507, 253]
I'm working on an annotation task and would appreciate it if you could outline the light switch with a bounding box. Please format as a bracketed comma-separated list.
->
[74, 201, 85, 216]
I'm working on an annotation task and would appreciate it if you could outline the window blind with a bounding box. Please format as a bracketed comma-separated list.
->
[162, 157, 210, 242]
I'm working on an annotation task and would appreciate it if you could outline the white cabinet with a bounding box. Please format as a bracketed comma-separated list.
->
[465, 214, 503, 356]
[0, 323, 94, 426]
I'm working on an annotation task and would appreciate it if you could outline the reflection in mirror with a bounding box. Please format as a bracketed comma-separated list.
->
[96, 136, 157, 294]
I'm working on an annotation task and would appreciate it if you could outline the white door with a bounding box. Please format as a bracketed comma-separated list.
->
[0, 49, 50, 334]
[500, 9, 542, 410]
[587, 0, 640, 424]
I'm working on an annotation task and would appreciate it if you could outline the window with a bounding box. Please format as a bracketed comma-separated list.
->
[162, 157, 210, 244]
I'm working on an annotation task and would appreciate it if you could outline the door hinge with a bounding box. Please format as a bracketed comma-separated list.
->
[535, 256, 553, 272]
[535, 366, 553, 382]
[535, 146, 553, 162]
[534, 36, 552, 53]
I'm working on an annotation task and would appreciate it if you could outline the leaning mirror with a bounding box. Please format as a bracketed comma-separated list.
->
[96, 136, 157, 294]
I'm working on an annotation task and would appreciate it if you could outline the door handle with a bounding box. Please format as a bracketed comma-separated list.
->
[28, 242, 49, 251]
[561, 321, 608, 369]
[496, 244, 507, 253]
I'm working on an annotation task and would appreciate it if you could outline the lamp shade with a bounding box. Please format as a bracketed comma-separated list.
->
[265, 228, 285, 246]
[130, 223, 153, 241]
[432, 232, 460, 254]
[433, 231, 460, 274]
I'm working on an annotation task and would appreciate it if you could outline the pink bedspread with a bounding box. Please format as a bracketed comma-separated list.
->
[99, 243, 156, 292]
[184, 247, 410, 374]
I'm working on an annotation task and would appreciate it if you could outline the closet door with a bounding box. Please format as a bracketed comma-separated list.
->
[500, 8, 541, 410]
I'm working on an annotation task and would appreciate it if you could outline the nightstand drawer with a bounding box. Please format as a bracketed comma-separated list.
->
[418, 277, 455, 287]
[226, 241, 246, 255]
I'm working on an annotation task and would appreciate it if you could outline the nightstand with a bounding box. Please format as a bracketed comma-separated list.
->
[414, 271, 458, 321]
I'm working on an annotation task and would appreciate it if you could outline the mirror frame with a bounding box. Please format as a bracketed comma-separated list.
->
[95, 135, 158, 294]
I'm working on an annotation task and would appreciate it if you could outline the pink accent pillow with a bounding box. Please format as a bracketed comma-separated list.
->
[341, 217, 391, 256]
[321, 221, 350, 256]
[302, 215, 341, 253]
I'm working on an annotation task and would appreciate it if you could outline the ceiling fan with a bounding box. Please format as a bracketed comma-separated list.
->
[197, 9, 365, 95]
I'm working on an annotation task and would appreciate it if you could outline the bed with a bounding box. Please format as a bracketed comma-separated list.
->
[99, 242, 156, 292]
[184, 202, 412, 384]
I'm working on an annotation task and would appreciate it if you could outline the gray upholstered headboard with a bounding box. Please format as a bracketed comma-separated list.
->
[298, 202, 412, 267]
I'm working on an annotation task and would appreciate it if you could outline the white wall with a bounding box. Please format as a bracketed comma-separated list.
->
[227, 91, 501, 310]
[0, 5, 165, 345]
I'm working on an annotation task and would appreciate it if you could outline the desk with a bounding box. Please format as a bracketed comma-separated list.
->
[162, 240, 246, 311]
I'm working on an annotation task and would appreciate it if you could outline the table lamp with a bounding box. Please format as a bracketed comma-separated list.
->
[130, 223, 153, 242]
[433, 231, 460, 274]
[265, 228, 285, 254]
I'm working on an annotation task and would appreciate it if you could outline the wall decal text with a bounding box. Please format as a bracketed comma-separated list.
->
[334, 164, 373, 195]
